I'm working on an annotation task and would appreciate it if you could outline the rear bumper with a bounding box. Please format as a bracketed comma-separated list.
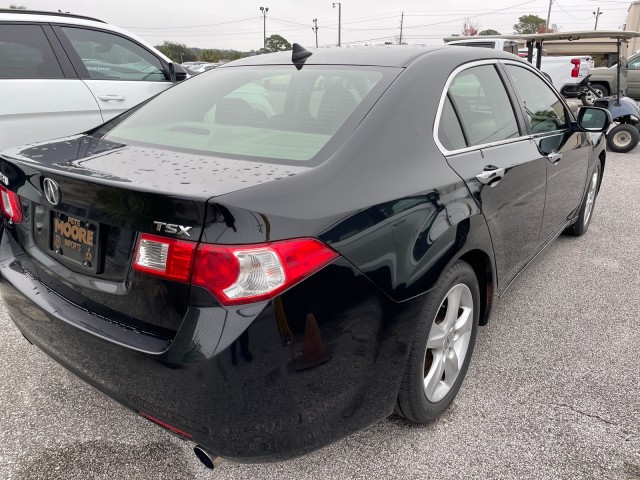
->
[0, 232, 420, 462]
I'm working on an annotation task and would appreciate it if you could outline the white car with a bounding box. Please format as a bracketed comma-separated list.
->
[0, 9, 187, 150]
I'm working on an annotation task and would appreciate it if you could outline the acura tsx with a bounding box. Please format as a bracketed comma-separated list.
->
[0, 44, 610, 467]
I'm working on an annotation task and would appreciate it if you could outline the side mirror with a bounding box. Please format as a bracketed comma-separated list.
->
[576, 106, 611, 132]
[167, 63, 188, 83]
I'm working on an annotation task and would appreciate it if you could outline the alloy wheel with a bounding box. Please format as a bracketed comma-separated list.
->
[584, 169, 599, 226]
[423, 283, 474, 403]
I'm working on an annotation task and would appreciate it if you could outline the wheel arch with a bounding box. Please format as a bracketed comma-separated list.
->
[598, 150, 606, 191]
[458, 249, 494, 326]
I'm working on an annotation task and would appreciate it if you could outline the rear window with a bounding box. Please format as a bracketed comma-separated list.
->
[102, 65, 398, 164]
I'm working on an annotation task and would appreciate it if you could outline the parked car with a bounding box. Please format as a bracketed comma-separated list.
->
[186, 62, 219, 75]
[0, 44, 610, 468]
[0, 8, 187, 150]
[588, 52, 640, 99]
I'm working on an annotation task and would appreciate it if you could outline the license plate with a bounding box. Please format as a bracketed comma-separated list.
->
[51, 212, 99, 271]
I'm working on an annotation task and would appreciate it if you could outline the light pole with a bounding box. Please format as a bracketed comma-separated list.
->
[332, 2, 341, 46]
[260, 6, 269, 49]
[593, 7, 603, 30]
[546, 0, 554, 33]
[312, 18, 319, 48]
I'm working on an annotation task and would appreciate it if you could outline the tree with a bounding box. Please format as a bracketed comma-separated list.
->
[461, 19, 479, 37]
[479, 29, 501, 36]
[260, 34, 291, 54]
[199, 49, 219, 63]
[154, 41, 196, 63]
[513, 15, 547, 34]
[9, 4, 27, 8]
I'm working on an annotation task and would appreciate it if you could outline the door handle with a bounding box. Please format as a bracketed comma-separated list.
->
[475, 166, 505, 187]
[98, 95, 126, 102]
[546, 151, 562, 164]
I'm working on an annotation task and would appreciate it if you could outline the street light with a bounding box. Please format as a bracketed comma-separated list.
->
[260, 6, 269, 49]
[593, 7, 603, 31]
[312, 18, 319, 48]
[333, 2, 341, 46]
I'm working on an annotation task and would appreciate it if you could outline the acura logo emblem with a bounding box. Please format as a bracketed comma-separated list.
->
[43, 178, 60, 206]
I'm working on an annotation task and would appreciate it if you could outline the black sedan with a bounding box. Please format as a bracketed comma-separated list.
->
[0, 44, 610, 468]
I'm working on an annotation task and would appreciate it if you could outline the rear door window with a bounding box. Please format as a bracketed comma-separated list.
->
[0, 24, 63, 79]
[438, 95, 467, 151]
[446, 64, 520, 147]
[60, 27, 167, 82]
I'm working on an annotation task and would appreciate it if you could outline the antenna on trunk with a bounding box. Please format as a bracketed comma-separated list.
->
[292, 43, 312, 70]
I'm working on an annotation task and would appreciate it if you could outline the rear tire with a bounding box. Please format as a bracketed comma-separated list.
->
[607, 124, 639, 153]
[591, 83, 609, 98]
[395, 261, 480, 423]
[567, 161, 601, 236]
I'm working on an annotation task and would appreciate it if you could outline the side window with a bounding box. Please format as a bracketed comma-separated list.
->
[0, 25, 63, 79]
[627, 56, 640, 70]
[61, 27, 167, 82]
[438, 95, 467, 151]
[504, 64, 567, 134]
[447, 65, 519, 147]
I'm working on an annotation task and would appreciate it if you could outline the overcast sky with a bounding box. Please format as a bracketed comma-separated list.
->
[12, 0, 634, 51]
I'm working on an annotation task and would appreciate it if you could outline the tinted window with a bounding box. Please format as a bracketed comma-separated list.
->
[438, 96, 467, 150]
[448, 65, 519, 147]
[505, 64, 567, 134]
[102, 66, 396, 163]
[61, 27, 167, 82]
[0, 25, 63, 79]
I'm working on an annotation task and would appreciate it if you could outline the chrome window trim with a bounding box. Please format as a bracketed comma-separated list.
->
[433, 58, 570, 156]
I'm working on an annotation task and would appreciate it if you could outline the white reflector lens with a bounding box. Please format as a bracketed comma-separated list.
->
[1, 190, 13, 217]
[135, 238, 169, 272]
[223, 249, 285, 299]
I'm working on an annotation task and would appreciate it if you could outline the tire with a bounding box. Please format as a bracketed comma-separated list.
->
[591, 83, 609, 98]
[395, 260, 480, 423]
[607, 124, 640, 153]
[567, 161, 601, 236]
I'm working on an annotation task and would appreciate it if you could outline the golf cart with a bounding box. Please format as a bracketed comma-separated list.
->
[521, 31, 640, 153]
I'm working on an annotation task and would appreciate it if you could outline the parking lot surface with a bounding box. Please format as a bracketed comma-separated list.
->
[0, 150, 638, 480]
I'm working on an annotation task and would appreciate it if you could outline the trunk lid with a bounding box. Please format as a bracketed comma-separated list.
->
[0, 135, 308, 337]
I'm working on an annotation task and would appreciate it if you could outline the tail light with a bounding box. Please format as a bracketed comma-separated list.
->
[571, 58, 581, 78]
[133, 236, 338, 306]
[0, 185, 23, 223]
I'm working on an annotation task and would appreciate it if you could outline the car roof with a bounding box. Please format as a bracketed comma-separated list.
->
[0, 9, 172, 63]
[223, 44, 524, 68]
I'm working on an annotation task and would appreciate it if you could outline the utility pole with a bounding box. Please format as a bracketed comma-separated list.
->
[312, 18, 319, 48]
[333, 2, 341, 46]
[593, 7, 603, 30]
[546, 0, 554, 32]
[260, 6, 269, 49]
[399, 11, 404, 45]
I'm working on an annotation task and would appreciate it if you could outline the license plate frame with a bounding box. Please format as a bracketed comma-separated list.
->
[50, 211, 99, 273]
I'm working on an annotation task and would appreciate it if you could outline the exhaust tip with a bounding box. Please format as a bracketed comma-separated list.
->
[194, 445, 223, 470]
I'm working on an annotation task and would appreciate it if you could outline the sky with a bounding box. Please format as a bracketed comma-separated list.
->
[10, 0, 635, 51]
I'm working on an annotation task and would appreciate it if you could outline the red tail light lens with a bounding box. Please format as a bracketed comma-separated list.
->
[139, 412, 192, 439]
[133, 235, 338, 305]
[571, 58, 581, 78]
[192, 238, 338, 305]
[133, 233, 195, 282]
[0, 185, 23, 223]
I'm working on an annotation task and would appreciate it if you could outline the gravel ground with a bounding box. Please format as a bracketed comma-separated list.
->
[0, 150, 638, 480]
